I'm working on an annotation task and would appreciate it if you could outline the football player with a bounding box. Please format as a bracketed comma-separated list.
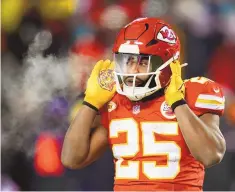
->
[61, 18, 226, 191]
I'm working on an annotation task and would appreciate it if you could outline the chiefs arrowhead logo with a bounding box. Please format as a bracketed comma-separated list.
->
[160, 101, 176, 119]
[157, 26, 177, 44]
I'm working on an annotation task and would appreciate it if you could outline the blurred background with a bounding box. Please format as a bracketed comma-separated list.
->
[1, 0, 235, 191]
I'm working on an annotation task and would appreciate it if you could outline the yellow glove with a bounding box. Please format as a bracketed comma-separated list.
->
[165, 60, 186, 111]
[83, 59, 116, 111]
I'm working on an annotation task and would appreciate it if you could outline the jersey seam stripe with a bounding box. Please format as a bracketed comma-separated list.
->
[197, 94, 224, 102]
[195, 103, 224, 110]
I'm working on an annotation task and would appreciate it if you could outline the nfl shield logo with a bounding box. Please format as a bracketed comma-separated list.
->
[132, 105, 140, 114]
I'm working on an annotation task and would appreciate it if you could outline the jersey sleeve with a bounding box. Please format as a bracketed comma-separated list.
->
[99, 104, 109, 129]
[185, 77, 225, 116]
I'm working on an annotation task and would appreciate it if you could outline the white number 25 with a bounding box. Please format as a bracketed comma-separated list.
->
[110, 119, 181, 180]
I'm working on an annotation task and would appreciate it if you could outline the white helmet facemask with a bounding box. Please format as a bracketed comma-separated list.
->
[113, 52, 179, 101]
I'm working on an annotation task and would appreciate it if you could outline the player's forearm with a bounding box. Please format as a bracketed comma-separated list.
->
[174, 104, 225, 167]
[73, 126, 108, 169]
[61, 105, 97, 168]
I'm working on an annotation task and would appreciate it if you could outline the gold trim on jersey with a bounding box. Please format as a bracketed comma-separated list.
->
[195, 94, 225, 110]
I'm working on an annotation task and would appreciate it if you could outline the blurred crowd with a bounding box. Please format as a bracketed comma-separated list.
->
[1, 0, 235, 191]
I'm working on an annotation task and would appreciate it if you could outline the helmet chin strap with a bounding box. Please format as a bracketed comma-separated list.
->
[123, 74, 159, 101]
[123, 85, 154, 101]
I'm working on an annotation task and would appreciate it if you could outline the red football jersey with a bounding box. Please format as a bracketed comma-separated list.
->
[100, 77, 225, 191]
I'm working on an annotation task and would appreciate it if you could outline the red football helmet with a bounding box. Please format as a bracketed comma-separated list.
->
[112, 17, 180, 101]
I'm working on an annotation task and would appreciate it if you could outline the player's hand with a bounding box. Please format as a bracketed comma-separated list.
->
[165, 60, 186, 111]
[83, 59, 116, 111]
